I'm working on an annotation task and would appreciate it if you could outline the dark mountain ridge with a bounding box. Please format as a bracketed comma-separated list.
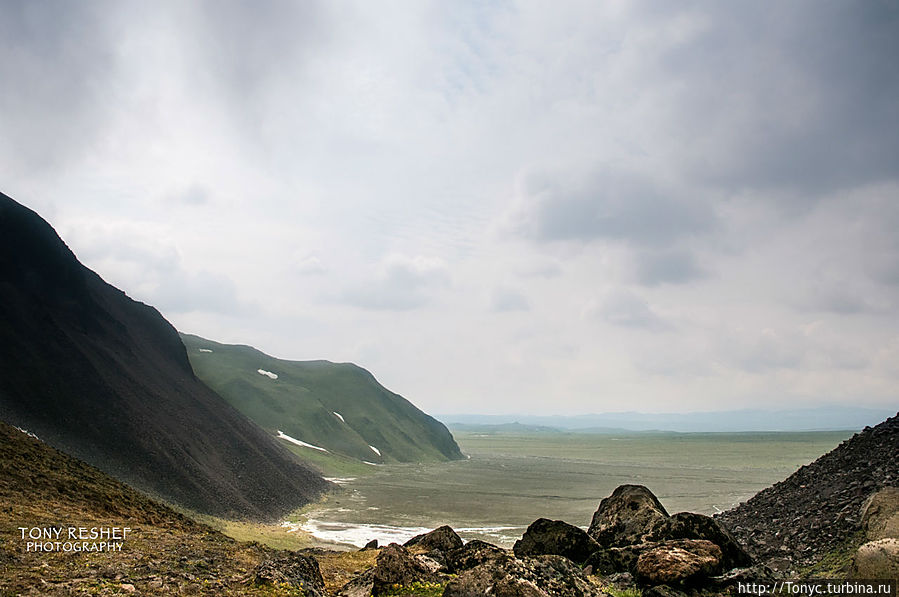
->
[716, 411, 898, 570]
[0, 192, 328, 520]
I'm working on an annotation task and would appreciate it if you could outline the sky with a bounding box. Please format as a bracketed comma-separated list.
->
[2, 1, 898, 416]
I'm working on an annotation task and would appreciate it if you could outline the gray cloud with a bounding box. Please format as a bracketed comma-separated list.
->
[0, 1, 117, 174]
[593, 290, 670, 331]
[513, 170, 713, 248]
[655, 1, 899, 196]
[633, 249, 706, 286]
[341, 255, 450, 311]
[490, 287, 530, 312]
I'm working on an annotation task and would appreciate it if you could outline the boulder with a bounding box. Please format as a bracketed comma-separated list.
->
[585, 544, 647, 575]
[861, 487, 899, 541]
[514, 518, 602, 564]
[337, 543, 440, 597]
[447, 539, 511, 573]
[444, 555, 608, 597]
[588, 485, 669, 547]
[405, 525, 464, 553]
[253, 552, 326, 597]
[362, 539, 379, 550]
[635, 539, 723, 587]
[646, 512, 752, 569]
[851, 538, 899, 581]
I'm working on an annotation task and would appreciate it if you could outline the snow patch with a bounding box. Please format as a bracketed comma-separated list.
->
[13, 426, 39, 440]
[368, 445, 381, 456]
[363, 461, 380, 466]
[198, 348, 213, 353]
[276, 430, 328, 452]
[332, 411, 345, 423]
[257, 369, 278, 379]
[323, 477, 356, 485]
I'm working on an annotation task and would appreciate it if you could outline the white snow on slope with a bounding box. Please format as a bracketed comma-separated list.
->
[368, 445, 381, 456]
[323, 477, 356, 485]
[257, 369, 278, 379]
[14, 426, 40, 440]
[332, 411, 345, 423]
[276, 430, 328, 452]
[198, 348, 213, 353]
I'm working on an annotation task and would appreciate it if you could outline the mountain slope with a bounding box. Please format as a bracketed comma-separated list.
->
[181, 334, 464, 464]
[0, 193, 328, 520]
[716, 412, 898, 570]
[0, 421, 330, 596]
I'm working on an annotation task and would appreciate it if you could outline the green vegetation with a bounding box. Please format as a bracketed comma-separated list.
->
[602, 586, 643, 597]
[796, 530, 866, 579]
[281, 442, 381, 477]
[380, 581, 447, 596]
[181, 333, 462, 465]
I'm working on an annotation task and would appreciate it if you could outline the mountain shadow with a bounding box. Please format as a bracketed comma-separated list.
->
[0, 192, 328, 520]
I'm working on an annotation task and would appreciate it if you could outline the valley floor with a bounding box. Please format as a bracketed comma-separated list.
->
[296, 430, 853, 548]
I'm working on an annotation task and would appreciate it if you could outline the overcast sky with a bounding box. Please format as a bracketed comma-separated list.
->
[3, 1, 898, 415]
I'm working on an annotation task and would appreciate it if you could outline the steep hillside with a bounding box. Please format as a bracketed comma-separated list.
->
[717, 412, 899, 571]
[0, 421, 331, 596]
[181, 334, 464, 464]
[0, 193, 328, 520]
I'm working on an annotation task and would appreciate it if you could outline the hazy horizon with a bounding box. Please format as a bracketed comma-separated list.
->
[3, 2, 898, 415]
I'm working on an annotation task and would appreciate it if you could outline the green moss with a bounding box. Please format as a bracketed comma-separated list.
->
[604, 587, 642, 597]
[796, 530, 866, 579]
[379, 581, 448, 596]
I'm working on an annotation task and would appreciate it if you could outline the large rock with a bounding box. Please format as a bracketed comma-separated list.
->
[585, 544, 647, 576]
[514, 518, 602, 564]
[635, 540, 724, 587]
[443, 555, 608, 597]
[588, 485, 669, 547]
[861, 487, 899, 541]
[646, 512, 751, 569]
[406, 525, 464, 553]
[337, 543, 440, 597]
[253, 552, 326, 597]
[447, 540, 511, 573]
[851, 538, 899, 581]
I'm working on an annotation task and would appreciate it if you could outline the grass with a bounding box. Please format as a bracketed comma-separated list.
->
[380, 580, 447, 596]
[181, 333, 463, 464]
[0, 422, 363, 595]
[282, 443, 381, 477]
[315, 549, 381, 594]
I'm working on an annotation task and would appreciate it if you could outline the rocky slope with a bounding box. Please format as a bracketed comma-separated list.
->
[716, 412, 899, 571]
[0, 193, 327, 520]
[182, 334, 463, 464]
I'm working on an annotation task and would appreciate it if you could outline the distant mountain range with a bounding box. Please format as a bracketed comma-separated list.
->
[441, 406, 896, 433]
[181, 334, 463, 464]
[0, 192, 327, 520]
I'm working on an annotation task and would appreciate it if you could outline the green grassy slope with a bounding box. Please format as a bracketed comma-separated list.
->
[181, 334, 463, 465]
